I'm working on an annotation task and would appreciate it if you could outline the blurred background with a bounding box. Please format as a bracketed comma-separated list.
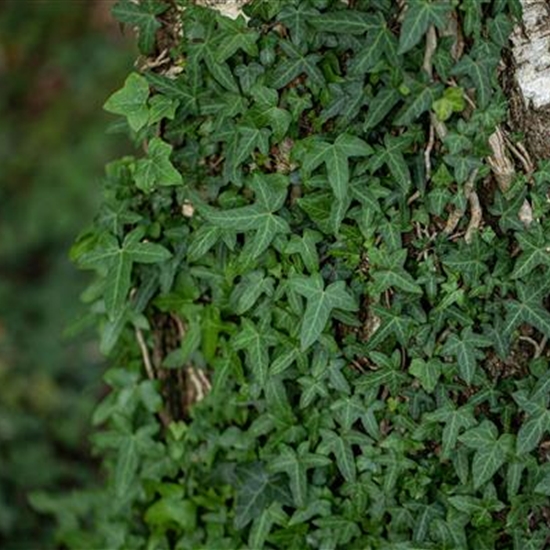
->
[0, 1, 134, 547]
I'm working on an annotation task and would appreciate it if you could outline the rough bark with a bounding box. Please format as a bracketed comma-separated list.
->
[510, 0, 550, 159]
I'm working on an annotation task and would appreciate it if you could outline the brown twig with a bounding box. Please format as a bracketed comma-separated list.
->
[135, 327, 172, 428]
[135, 327, 156, 381]
[519, 335, 548, 359]
[424, 122, 435, 181]
[422, 25, 437, 80]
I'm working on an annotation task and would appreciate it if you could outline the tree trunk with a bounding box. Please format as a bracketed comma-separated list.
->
[510, 0, 550, 159]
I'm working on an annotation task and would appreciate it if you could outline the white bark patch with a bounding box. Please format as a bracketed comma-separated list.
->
[195, 0, 250, 19]
[511, 0, 550, 109]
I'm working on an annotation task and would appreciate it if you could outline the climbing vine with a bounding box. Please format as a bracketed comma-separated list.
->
[37, 0, 550, 548]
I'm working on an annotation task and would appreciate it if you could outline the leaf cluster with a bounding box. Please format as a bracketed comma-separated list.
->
[57, 0, 550, 548]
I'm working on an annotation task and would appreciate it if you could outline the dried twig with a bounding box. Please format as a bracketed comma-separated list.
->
[519, 335, 548, 359]
[135, 327, 156, 381]
[487, 128, 515, 193]
[465, 185, 482, 243]
[424, 121, 435, 181]
[422, 25, 437, 80]
[443, 169, 480, 241]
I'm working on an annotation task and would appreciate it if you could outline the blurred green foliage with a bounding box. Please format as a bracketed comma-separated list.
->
[0, 1, 134, 547]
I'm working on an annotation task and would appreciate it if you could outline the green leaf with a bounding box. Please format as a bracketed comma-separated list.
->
[270, 347, 299, 376]
[298, 135, 372, 200]
[425, 404, 477, 458]
[364, 88, 401, 130]
[409, 358, 442, 392]
[201, 175, 289, 258]
[187, 225, 222, 262]
[432, 87, 466, 121]
[233, 319, 272, 387]
[511, 226, 550, 279]
[517, 411, 550, 455]
[504, 285, 550, 340]
[368, 133, 413, 193]
[398, 0, 452, 54]
[114, 434, 139, 498]
[135, 138, 183, 192]
[290, 275, 357, 350]
[126, 241, 172, 264]
[104, 73, 150, 132]
[269, 41, 323, 89]
[309, 10, 378, 34]
[148, 94, 178, 125]
[248, 506, 275, 550]
[318, 429, 356, 483]
[145, 498, 196, 531]
[349, 21, 394, 75]
[395, 84, 443, 126]
[276, 4, 319, 45]
[234, 463, 288, 530]
[81, 229, 171, 319]
[285, 230, 322, 273]
[112, 0, 167, 55]
[269, 446, 307, 507]
[534, 473, 550, 496]
[459, 422, 512, 489]
[231, 271, 274, 315]
[451, 48, 497, 108]
[104, 250, 133, 318]
[163, 320, 201, 368]
[440, 328, 492, 384]
[214, 16, 259, 63]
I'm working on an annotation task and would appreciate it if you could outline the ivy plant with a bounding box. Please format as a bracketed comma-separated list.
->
[37, 0, 550, 548]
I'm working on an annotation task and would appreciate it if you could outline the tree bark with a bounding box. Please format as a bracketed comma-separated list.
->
[510, 0, 550, 159]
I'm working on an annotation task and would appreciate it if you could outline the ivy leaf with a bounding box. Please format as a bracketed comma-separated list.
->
[503, 283, 550, 340]
[395, 84, 443, 126]
[511, 226, 550, 280]
[247, 85, 292, 141]
[187, 225, 223, 262]
[366, 304, 416, 348]
[349, 17, 397, 75]
[370, 249, 422, 295]
[364, 88, 401, 130]
[451, 45, 499, 108]
[148, 94, 178, 125]
[268, 444, 330, 507]
[398, 0, 452, 54]
[276, 4, 319, 45]
[517, 411, 550, 455]
[298, 134, 372, 200]
[79, 229, 171, 319]
[425, 403, 477, 458]
[269, 40, 324, 90]
[234, 463, 289, 529]
[145, 72, 199, 114]
[135, 138, 183, 192]
[104, 73, 150, 132]
[230, 271, 274, 315]
[440, 328, 492, 384]
[114, 433, 139, 498]
[284, 230, 322, 273]
[368, 133, 413, 193]
[309, 10, 379, 35]
[214, 16, 259, 63]
[289, 275, 357, 350]
[459, 421, 513, 489]
[232, 319, 274, 387]
[202, 174, 290, 259]
[318, 429, 356, 483]
[112, 0, 167, 55]
[409, 358, 443, 393]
